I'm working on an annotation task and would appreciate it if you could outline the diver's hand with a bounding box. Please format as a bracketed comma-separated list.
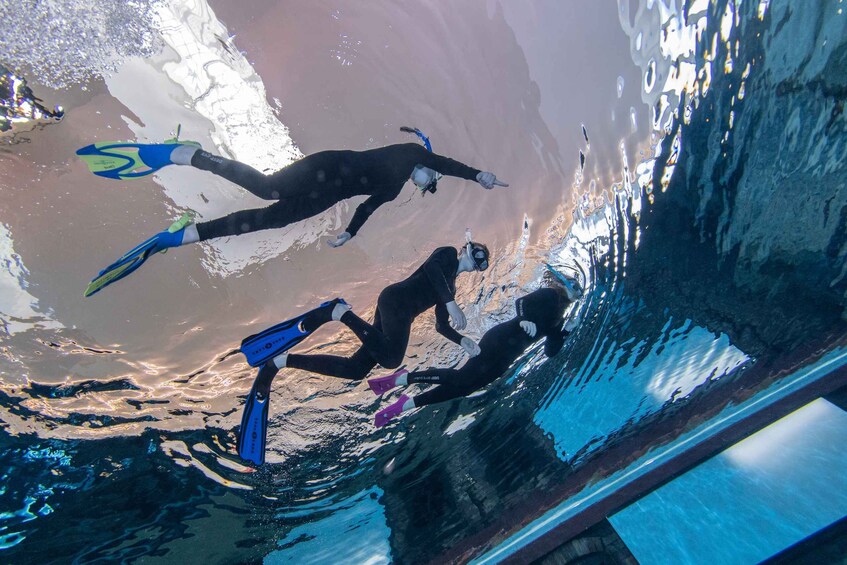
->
[476, 171, 509, 190]
[461, 336, 481, 357]
[446, 300, 467, 330]
[327, 232, 352, 248]
[520, 321, 537, 338]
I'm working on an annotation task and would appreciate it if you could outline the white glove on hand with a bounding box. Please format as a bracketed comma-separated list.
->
[520, 320, 537, 338]
[327, 232, 352, 248]
[476, 171, 509, 190]
[461, 336, 481, 357]
[446, 300, 467, 330]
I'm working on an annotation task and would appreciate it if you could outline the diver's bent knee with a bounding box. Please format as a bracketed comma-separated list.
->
[379, 355, 404, 370]
[341, 365, 372, 381]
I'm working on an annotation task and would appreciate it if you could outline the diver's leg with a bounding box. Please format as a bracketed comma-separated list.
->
[190, 150, 333, 201]
[367, 366, 457, 397]
[286, 347, 377, 381]
[254, 359, 280, 399]
[406, 368, 462, 386]
[411, 381, 474, 407]
[187, 151, 280, 199]
[407, 368, 476, 406]
[372, 368, 474, 427]
[195, 195, 333, 241]
[338, 299, 410, 368]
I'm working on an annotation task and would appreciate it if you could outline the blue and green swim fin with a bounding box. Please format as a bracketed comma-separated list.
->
[84, 213, 193, 297]
[76, 126, 200, 181]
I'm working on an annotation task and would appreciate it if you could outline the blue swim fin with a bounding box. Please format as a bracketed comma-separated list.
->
[240, 298, 347, 367]
[236, 376, 270, 466]
[84, 214, 193, 297]
[84, 234, 162, 297]
[76, 128, 200, 181]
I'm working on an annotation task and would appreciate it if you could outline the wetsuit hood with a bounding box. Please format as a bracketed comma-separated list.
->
[516, 288, 568, 329]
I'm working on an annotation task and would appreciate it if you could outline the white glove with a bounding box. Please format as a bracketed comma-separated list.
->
[476, 171, 509, 190]
[461, 336, 481, 357]
[327, 231, 352, 248]
[520, 320, 537, 338]
[446, 300, 467, 330]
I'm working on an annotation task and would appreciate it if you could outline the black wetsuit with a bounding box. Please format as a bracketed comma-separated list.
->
[192, 144, 481, 241]
[256, 247, 467, 388]
[408, 288, 570, 407]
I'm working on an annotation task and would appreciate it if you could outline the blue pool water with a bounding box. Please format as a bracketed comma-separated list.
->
[610, 398, 847, 564]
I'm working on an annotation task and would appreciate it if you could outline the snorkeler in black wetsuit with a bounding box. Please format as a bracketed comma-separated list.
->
[181, 142, 508, 246]
[0, 65, 64, 133]
[368, 286, 579, 427]
[82, 128, 508, 297]
[250, 242, 493, 398]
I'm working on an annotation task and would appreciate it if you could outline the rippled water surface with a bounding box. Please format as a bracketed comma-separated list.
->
[1, 0, 846, 562]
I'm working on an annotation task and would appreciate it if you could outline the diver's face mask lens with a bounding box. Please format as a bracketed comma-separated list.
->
[412, 166, 441, 194]
[467, 243, 489, 271]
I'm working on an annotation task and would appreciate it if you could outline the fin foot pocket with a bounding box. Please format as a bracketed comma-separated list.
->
[240, 298, 347, 367]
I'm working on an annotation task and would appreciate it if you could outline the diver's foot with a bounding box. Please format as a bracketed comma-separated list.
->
[301, 298, 348, 333]
[255, 361, 279, 399]
[169, 143, 200, 166]
[332, 301, 352, 321]
[368, 369, 408, 396]
[375, 394, 411, 428]
[164, 212, 194, 237]
[137, 125, 202, 169]
[135, 143, 196, 172]
[153, 215, 193, 255]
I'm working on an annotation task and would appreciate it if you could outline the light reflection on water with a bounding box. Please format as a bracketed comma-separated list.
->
[0, 224, 63, 337]
[269, 486, 391, 565]
[536, 306, 749, 462]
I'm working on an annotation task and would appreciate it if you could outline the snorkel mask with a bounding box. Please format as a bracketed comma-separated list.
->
[401, 126, 442, 194]
[464, 229, 490, 271]
[411, 165, 442, 194]
[545, 263, 584, 301]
